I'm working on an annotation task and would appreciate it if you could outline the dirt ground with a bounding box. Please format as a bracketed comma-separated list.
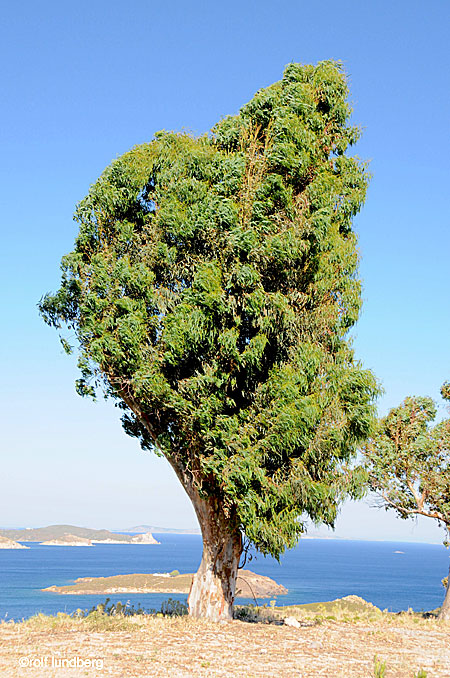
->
[1, 614, 449, 678]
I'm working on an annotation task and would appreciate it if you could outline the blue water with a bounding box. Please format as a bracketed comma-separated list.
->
[0, 536, 448, 620]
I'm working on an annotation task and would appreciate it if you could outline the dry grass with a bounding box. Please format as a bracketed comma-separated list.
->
[1, 609, 449, 678]
[244, 595, 444, 628]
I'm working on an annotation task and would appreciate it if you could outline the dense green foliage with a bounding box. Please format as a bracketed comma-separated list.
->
[40, 61, 378, 558]
[362, 385, 450, 536]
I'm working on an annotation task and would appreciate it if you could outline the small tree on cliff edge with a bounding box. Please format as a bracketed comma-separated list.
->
[40, 61, 378, 621]
[362, 383, 450, 621]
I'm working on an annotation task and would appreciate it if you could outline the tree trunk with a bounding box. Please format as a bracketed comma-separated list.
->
[161, 454, 243, 621]
[125, 404, 243, 621]
[187, 493, 242, 621]
[438, 564, 450, 621]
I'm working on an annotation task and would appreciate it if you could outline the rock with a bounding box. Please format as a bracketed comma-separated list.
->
[130, 532, 160, 544]
[0, 535, 29, 549]
[235, 570, 288, 598]
[284, 616, 300, 628]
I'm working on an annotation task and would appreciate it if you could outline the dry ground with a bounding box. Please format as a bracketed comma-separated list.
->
[0, 612, 449, 678]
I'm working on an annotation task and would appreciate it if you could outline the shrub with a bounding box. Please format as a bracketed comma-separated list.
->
[159, 598, 188, 616]
[79, 597, 188, 618]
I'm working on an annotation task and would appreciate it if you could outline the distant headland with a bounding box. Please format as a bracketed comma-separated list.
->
[124, 524, 200, 535]
[0, 525, 159, 546]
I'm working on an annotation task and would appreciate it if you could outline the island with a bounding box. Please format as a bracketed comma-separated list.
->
[0, 535, 29, 549]
[0, 525, 159, 545]
[42, 569, 287, 598]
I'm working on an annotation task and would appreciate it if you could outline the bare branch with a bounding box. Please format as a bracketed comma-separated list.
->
[378, 490, 447, 525]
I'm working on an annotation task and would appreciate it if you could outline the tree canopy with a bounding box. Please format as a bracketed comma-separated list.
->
[362, 384, 450, 619]
[40, 61, 378, 619]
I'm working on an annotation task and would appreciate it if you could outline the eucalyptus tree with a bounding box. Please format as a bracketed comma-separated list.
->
[362, 383, 450, 620]
[40, 61, 378, 621]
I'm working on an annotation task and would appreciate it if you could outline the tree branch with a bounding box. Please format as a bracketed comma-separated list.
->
[406, 478, 424, 511]
[379, 490, 447, 525]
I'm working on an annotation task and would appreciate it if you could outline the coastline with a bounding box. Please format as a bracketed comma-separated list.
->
[1, 537, 447, 621]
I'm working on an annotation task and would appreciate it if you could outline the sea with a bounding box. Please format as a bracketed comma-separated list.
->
[0, 536, 448, 621]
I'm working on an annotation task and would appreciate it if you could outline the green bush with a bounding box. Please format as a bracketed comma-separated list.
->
[79, 597, 188, 618]
[160, 598, 188, 616]
[233, 605, 261, 623]
[82, 598, 146, 617]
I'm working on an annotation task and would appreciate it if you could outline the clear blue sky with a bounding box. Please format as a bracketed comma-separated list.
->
[1, 0, 448, 541]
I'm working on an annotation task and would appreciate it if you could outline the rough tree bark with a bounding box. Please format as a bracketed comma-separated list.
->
[187, 492, 242, 621]
[438, 565, 450, 621]
[124, 403, 243, 622]
[166, 453, 243, 621]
